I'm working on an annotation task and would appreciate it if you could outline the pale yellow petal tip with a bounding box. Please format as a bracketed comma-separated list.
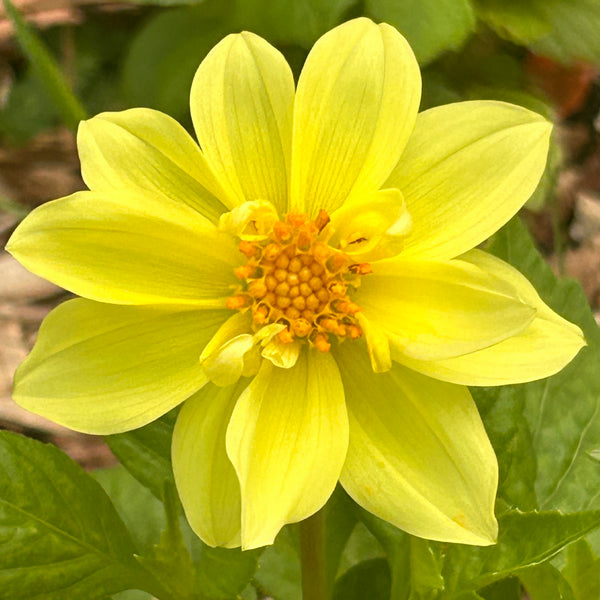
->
[241, 528, 280, 551]
[186, 518, 241, 550]
[449, 512, 498, 546]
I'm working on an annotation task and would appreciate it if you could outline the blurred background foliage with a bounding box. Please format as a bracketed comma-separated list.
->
[0, 1, 598, 136]
[1, 0, 599, 214]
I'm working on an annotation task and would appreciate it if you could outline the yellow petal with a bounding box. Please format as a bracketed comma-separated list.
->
[200, 312, 255, 387]
[336, 344, 498, 545]
[386, 100, 552, 260]
[226, 349, 348, 549]
[6, 190, 239, 306]
[260, 337, 302, 369]
[394, 250, 586, 385]
[356, 313, 391, 373]
[78, 108, 228, 222]
[13, 299, 229, 434]
[290, 18, 421, 216]
[173, 382, 245, 548]
[327, 188, 412, 261]
[191, 32, 294, 213]
[218, 200, 279, 242]
[354, 257, 536, 360]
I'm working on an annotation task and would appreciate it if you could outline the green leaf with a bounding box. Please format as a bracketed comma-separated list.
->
[105, 411, 176, 500]
[136, 483, 198, 600]
[336, 521, 386, 592]
[472, 384, 538, 510]
[253, 527, 301, 600]
[478, 577, 521, 600]
[442, 510, 600, 594]
[365, 0, 475, 65]
[486, 218, 600, 517]
[562, 539, 600, 600]
[357, 509, 446, 600]
[96, 464, 260, 600]
[332, 558, 391, 600]
[232, 0, 357, 48]
[93, 466, 165, 554]
[1, 0, 86, 130]
[113, 591, 152, 600]
[473, 0, 600, 63]
[409, 538, 445, 598]
[122, 5, 228, 123]
[519, 563, 575, 600]
[472, 0, 551, 45]
[0, 431, 153, 599]
[192, 543, 262, 600]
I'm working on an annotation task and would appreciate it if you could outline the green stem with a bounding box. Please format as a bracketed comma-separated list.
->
[300, 510, 328, 600]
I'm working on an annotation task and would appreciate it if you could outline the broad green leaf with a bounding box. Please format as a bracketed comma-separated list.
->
[478, 577, 520, 600]
[2, 0, 86, 130]
[472, 0, 550, 45]
[0, 431, 158, 599]
[332, 558, 391, 600]
[240, 585, 258, 600]
[562, 539, 600, 600]
[93, 466, 165, 554]
[471, 385, 538, 511]
[442, 510, 600, 593]
[232, 0, 357, 48]
[365, 0, 475, 65]
[136, 483, 198, 600]
[122, 5, 228, 123]
[519, 563, 575, 600]
[473, 0, 600, 63]
[410, 538, 445, 598]
[96, 464, 260, 600]
[253, 527, 301, 600]
[113, 591, 152, 600]
[486, 218, 600, 516]
[357, 509, 444, 600]
[105, 411, 176, 500]
[337, 521, 385, 578]
[192, 541, 262, 600]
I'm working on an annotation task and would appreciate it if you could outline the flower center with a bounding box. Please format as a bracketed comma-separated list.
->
[226, 210, 371, 352]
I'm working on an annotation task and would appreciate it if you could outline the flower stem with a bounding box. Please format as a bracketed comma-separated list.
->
[299, 509, 327, 600]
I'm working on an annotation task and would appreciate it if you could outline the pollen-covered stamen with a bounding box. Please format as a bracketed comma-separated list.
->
[227, 210, 370, 352]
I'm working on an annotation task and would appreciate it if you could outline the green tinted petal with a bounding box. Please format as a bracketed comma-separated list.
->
[173, 382, 245, 548]
[355, 257, 536, 360]
[226, 349, 348, 549]
[7, 190, 239, 306]
[387, 101, 551, 260]
[395, 250, 586, 384]
[78, 108, 227, 222]
[336, 344, 498, 545]
[13, 299, 229, 434]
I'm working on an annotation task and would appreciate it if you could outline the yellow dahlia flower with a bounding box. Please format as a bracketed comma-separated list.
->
[7, 18, 584, 551]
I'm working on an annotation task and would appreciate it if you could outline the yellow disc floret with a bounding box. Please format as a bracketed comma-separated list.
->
[226, 210, 370, 352]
